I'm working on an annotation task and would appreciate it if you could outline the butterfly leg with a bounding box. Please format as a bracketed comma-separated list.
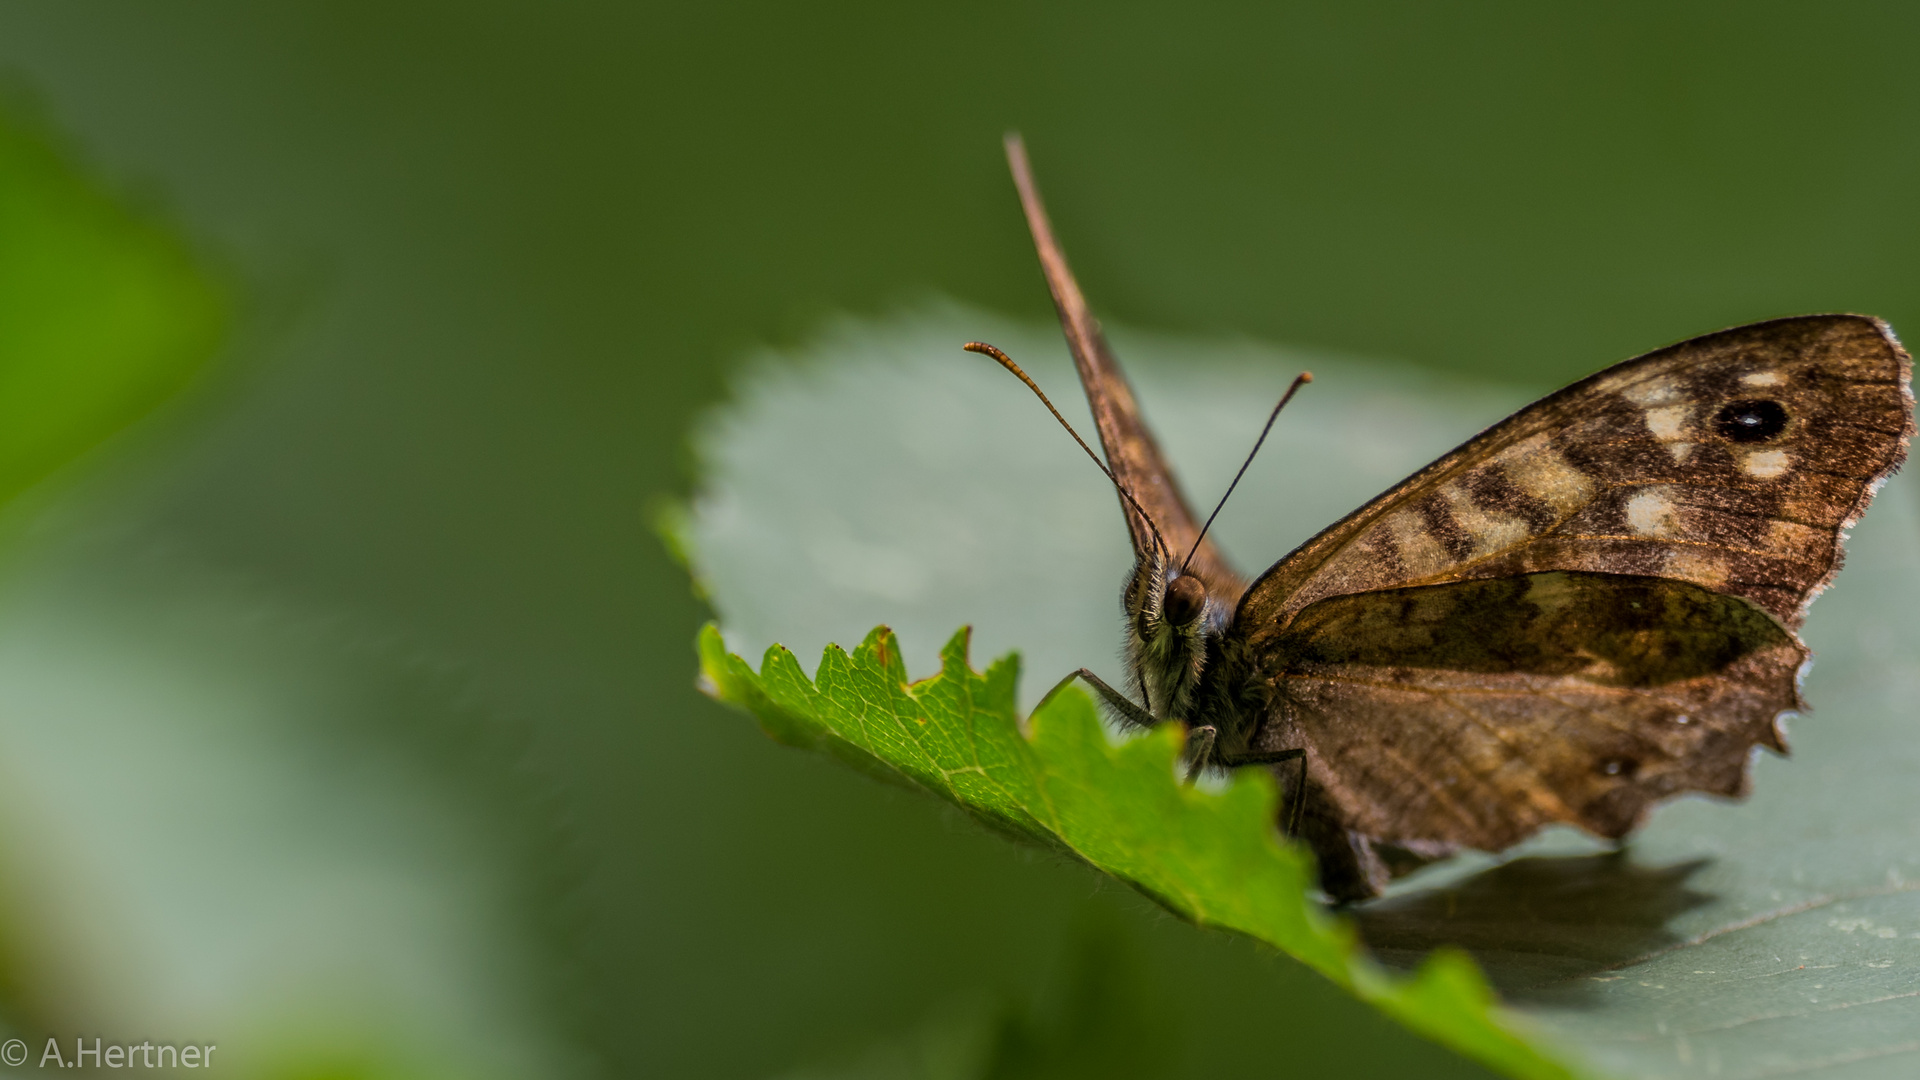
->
[1070, 668, 1161, 730]
[1225, 748, 1308, 838]
[1183, 726, 1217, 784]
[1052, 669, 1216, 782]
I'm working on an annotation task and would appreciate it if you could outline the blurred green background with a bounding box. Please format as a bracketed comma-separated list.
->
[0, 3, 1916, 1077]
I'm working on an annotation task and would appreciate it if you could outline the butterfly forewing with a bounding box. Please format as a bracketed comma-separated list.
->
[1237, 315, 1912, 634]
[1003, 135, 1244, 599]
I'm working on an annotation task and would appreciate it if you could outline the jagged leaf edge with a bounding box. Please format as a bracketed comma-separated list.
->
[696, 621, 1590, 1080]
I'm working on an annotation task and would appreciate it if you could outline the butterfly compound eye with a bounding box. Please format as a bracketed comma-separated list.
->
[1164, 575, 1207, 627]
[1714, 399, 1789, 443]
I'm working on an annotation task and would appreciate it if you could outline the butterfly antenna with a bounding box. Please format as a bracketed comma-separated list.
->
[962, 341, 1170, 562]
[1181, 371, 1313, 574]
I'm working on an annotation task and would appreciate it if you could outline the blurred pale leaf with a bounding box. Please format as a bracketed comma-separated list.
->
[0, 108, 223, 505]
[0, 106, 565, 1079]
[0, 98, 230, 1041]
[684, 304, 1920, 1079]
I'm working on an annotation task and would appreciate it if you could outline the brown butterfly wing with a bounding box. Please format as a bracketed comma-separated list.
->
[1239, 315, 1912, 631]
[1004, 135, 1243, 598]
[1229, 315, 1912, 899]
[1265, 572, 1804, 900]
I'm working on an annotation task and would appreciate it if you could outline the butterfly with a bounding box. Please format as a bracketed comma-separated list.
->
[970, 135, 1915, 902]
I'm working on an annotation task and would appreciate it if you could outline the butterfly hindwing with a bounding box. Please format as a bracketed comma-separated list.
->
[1251, 572, 1800, 851]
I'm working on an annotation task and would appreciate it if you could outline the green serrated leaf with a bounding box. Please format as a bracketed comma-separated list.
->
[698, 622, 1581, 1080]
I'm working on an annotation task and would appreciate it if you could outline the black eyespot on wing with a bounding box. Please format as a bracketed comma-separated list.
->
[1598, 757, 1639, 778]
[1164, 575, 1206, 626]
[1714, 399, 1789, 443]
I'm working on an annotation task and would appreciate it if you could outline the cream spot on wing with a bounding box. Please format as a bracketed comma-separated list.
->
[1741, 370, 1786, 387]
[1767, 518, 1822, 550]
[1744, 449, 1791, 479]
[1625, 487, 1680, 537]
[1523, 571, 1578, 612]
[1386, 509, 1451, 578]
[1663, 547, 1727, 587]
[1644, 405, 1690, 441]
[1621, 376, 1682, 407]
[1667, 442, 1695, 463]
[1500, 437, 1596, 516]
[1382, 507, 1451, 580]
[1440, 484, 1530, 556]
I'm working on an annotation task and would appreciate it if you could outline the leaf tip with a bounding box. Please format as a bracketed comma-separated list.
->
[940, 624, 974, 664]
[695, 622, 730, 681]
[854, 625, 910, 684]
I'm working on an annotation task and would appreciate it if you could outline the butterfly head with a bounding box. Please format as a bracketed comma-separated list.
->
[1163, 574, 1207, 626]
[1124, 551, 1226, 726]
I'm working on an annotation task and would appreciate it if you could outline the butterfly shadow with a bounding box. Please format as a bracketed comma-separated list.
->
[1350, 850, 1717, 1004]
